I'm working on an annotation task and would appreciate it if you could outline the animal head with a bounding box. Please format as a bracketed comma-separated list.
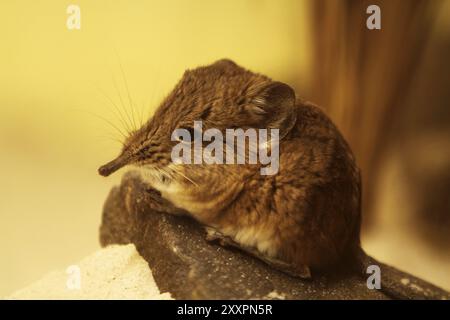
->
[98, 59, 296, 180]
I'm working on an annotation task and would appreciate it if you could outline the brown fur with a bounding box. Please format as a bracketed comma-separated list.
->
[99, 59, 362, 272]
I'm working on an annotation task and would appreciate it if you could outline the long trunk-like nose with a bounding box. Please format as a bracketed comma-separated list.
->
[98, 153, 131, 177]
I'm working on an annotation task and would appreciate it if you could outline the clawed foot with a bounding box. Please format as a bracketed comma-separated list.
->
[204, 226, 311, 279]
[205, 227, 236, 247]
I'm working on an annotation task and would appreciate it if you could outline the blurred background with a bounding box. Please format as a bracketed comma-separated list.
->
[0, 0, 449, 296]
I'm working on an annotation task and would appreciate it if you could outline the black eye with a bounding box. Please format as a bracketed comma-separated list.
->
[138, 145, 151, 157]
[200, 105, 212, 120]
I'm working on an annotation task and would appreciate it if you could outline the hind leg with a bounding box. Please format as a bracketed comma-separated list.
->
[205, 227, 311, 279]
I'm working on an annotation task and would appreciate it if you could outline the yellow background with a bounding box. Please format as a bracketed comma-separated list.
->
[0, 0, 312, 296]
[2, 1, 450, 297]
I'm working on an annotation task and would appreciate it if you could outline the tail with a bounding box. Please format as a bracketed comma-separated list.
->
[356, 248, 449, 300]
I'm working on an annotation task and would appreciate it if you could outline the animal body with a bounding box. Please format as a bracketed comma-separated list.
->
[99, 59, 449, 299]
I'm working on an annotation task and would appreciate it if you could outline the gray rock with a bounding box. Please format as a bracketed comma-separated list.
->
[98, 172, 443, 299]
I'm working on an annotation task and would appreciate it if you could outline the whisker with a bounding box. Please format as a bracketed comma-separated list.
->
[115, 51, 138, 131]
[140, 99, 146, 128]
[112, 75, 135, 134]
[96, 86, 132, 135]
[168, 166, 198, 187]
[97, 134, 125, 146]
[82, 109, 128, 140]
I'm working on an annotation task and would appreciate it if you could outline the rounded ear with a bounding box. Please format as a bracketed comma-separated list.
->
[249, 81, 297, 139]
[213, 58, 238, 68]
[211, 59, 242, 75]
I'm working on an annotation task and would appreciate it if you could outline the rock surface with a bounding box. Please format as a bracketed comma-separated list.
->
[7, 244, 172, 300]
[100, 172, 449, 300]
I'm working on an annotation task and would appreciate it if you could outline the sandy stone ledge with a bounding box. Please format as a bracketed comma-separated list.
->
[7, 244, 172, 300]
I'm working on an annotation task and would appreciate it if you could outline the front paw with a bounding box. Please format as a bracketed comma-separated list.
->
[205, 227, 222, 242]
[144, 188, 166, 210]
[205, 227, 235, 247]
[144, 187, 185, 215]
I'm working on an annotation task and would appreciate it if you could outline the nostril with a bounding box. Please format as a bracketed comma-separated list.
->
[97, 153, 130, 177]
[98, 165, 110, 177]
